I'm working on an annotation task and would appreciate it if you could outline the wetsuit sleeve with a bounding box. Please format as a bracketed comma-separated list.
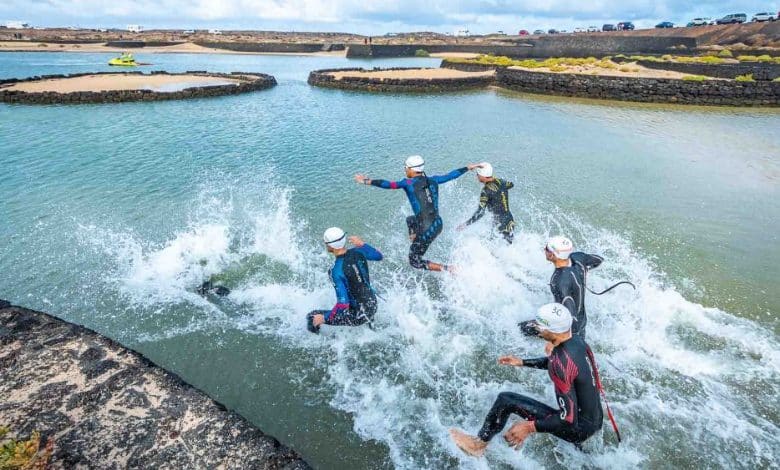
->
[505, 180, 514, 190]
[329, 271, 351, 321]
[369, 179, 408, 190]
[355, 244, 383, 261]
[430, 167, 468, 184]
[557, 274, 578, 318]
[465, 187, 489, 225]
[522, 357, 549, 369]
[534, 356, 580, 433]
[571, 252, 603, 270]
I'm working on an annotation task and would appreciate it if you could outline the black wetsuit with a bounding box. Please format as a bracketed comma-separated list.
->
[464, 178, 516, 243]
[477, 335, 603, 445]
[521, 251, 603, 337]
[371, 168, 468, 270]
[306, 244, 382, 333]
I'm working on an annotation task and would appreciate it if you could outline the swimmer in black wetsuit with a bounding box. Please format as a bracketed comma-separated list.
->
[520, 236, 603, 338]
[450, 303, 605, 456]
[456, 162, 516, 244]
[306, 227, 383, 334]
[355, 155, 482, 272]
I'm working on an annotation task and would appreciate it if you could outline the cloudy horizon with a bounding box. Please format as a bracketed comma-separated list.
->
[3, 1, 777, 34]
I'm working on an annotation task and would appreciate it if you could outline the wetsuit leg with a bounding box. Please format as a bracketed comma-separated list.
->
[498, 218, 515, 244]
[409, 217, 443, 270]
[477, 392, 556, 442]
[519, 320, 541, 337]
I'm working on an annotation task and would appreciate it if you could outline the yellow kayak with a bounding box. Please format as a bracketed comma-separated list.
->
[108, 53, 137, 67]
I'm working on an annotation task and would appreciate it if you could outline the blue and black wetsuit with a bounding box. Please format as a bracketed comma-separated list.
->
[307, 244, 383, 333]
[521, 252, 603, 338]
[370, 167, 468, 269]
[464, 178, 516, 243]
[477, 335, 603, 445]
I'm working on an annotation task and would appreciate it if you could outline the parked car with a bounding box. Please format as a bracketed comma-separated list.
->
[533, 29, 546, 35]
[573, 27, 586, 33]
[751, 12, 777, 22]
[716, 13, 747, 24]
[587, 26, 599, 32]
[559, 29, 570, 34]
[617, 21, 635, 30]
[689, 17, 712, 26]
[518, 29, 529, 35]
[656, 21, 674, 28]
[602, 24, 616, 31]
[548, 29, 559, 34]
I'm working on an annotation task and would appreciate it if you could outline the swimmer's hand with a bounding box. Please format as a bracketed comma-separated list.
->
[349, 236, 365, 247]
[354, 174, 371, 185]
[498, 355, 523, 367]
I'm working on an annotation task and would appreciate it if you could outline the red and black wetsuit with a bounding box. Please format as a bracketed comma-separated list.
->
[477, 335, 603, 444]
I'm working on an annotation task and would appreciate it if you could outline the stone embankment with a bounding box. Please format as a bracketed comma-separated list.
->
[626, 60, 780, 81]
[308, 67, 495, 92]
[0, 300, 311, 469]
[440, 60, 780, 106]
[0, 71, 277, 105]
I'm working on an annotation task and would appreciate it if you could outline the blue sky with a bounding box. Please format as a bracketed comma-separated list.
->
[3, 1, 777, 34]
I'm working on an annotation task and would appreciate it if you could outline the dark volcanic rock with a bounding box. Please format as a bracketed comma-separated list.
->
[0, 300, 311, 470]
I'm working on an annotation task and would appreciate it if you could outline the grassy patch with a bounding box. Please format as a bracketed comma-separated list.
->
[682, 75, 709, 81]
[773, 77, 780, 82]
[756, 55, 773, 63]
[0, 427, 54, 470]
[717, 49, 733, 58]
[735, 74, 755, 82]
[414, 49, 430, 57]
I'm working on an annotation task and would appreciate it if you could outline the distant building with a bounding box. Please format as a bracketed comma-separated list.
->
[5, 21, 30, 29]
[454, 29, 470, 36]
[126, 24, 144, 33]
[208, 29, 222, 35]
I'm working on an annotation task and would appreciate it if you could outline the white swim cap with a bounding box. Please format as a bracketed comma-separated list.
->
[545, 236, 573, 260]
[405, 155, 425, 172]
[535, 303, 572, 334]
[476, 162, 493, 178]
[323, 227, 346, 249]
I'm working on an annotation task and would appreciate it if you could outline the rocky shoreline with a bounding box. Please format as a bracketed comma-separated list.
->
[308, 67, 495, 93]
[0, 71, 277, 105]
[0, 300, 311, 469]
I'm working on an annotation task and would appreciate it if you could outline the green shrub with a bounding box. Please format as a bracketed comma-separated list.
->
[0, 427, 53, 470]
[756, 55, 773, 63]
[661, 54, 673, 61]
[682, 75, 708, 81]
[414, 49, 430, 57]
[773, 77, 780, 82]
[596, 59, 618, 69]
[737, 55, 758, 62]
[548, 64, 568, 72]
[717, 49, 733, 58]
[699, 56, 725, 64]
[735, 74, 755, 82]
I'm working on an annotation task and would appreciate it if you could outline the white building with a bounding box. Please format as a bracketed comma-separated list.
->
[126, 24, 144, 33]
[208, 29, 222, 35]
[5, 21, 30, 29]
[454, 29, 470, 36]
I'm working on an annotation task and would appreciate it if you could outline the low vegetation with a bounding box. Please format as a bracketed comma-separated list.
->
[737, 55, 780, 64]
[717, 49, 733, 58]
[0, 427, 54, 470]
[682, 75, 709, 81]
[735, 74, 755, 82]
[414, 49, 430, 57]
[773, 77, 780, 82]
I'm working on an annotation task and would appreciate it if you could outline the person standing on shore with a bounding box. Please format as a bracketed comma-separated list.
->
[457, 162, 516, 244]
[450, 303, 608, 456]
[519, 236, 603, 338]
[354, 156, 481, 272]
[306, 228, 383, 334]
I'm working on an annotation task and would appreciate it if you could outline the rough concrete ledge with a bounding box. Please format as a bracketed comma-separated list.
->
[0, 71, 277, 105]
[0, 300, 311, 470]
[308, 67, 495, 93]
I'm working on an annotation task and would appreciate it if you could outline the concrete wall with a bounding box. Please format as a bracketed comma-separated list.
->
[497, 67, 780, 106]
[0, 71, 277, 105]
[196, 42, 328, 53]
[346, 36, 698, 58]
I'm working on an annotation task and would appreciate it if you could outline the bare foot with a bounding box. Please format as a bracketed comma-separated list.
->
[449, 428, 487, 457]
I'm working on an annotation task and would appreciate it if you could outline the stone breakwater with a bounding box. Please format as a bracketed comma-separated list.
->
[308, 67, 495, 92]
[441, 60, 780, 106]
[0, 71, 277, 105]
[0, 300, 311, 469]
[627, 60, 780, 81]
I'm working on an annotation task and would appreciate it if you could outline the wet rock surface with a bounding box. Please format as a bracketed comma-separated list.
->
[0, 301, 311, 470]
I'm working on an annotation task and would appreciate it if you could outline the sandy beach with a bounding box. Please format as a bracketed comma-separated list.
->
[0, 41, 346, 56]
[3, 73, 250, 93]
[327, 68, 495, 80]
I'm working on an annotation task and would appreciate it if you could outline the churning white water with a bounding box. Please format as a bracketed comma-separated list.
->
[81, 178, 780, 469]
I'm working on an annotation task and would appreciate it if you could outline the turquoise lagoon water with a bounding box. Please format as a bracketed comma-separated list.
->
[1, 51, 779, 469]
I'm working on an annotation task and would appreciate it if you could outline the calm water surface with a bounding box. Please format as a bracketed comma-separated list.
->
[1, 51, 778, 469]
